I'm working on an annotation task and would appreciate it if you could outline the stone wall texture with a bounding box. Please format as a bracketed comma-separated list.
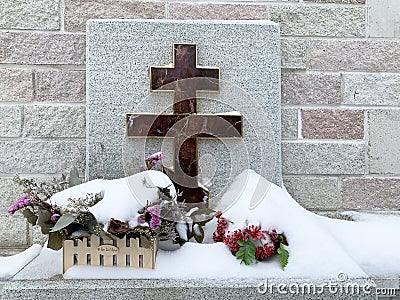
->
[0, 0, 399, 250]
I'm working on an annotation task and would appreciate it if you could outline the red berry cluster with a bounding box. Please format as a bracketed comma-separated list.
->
[213, 211, 228, 242]
[213, 212, 286, 262]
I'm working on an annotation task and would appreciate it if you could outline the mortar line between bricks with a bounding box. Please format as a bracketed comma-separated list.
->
[165, 1, 169, 19]
[364, 110, 370, 175]
[19, 102, 86, 107]
[282, 69, 400, 75]
[283, 174, 342, 178]
[0, 101, 85, 106]
[282, 104, 400, 109]
[0, 173, 67, 178]
[267, 2, 366, 8]
[0, 137, 86, 142]
[0, 64, 86, 71]
[60, 0, 66, 32]
[167, 1, 303, 5]
[283, 139, 366, 143]
[0, 28, 85, 35]
[283, 174, 400, 179]
[283, 35, 399, 40]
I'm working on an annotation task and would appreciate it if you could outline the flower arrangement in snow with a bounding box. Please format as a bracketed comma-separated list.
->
[213, 212, 289, 269]
[6, 167, 104, 250]
[106, 152, 217, 247]
[7, 152, 217, 251]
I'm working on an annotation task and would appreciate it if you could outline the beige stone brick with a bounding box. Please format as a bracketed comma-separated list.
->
[36, 70, 85, 102]
[0, 0, 59, 30]
[169, 3, 267, 20]
[282, 141, 366, 175]
[342, 177, 400, 209]
[304, 0, 365, 3]
[65, 0, 165, 32]
[0, 69, 33, 102]
[0, 141, 85, 174]
[24, 105, 86, 138]
[270, 5, 365, 37]
[281, 38, 307, 69]
[284, 176, 341, 210]
[301, 109, 364, 139]
[343, 73, 400, 106]
[369, 110, 400, 174]
[281, 108, 298, 139]
[310, 39, 400, 71]
[282, 73, 341, 105]
[0, 32, 85, 65]
[0, 106, 22, 138]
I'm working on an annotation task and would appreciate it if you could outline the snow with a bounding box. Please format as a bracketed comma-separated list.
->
[51, 170, 176, 228]
[13, 245, 62, 280]
[0, 245, 42, 280]
[6, 169, 400, 280]
[316, 211, 400, 277]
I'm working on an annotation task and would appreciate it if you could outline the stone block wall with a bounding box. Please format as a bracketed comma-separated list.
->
[0, 0, 399, 249]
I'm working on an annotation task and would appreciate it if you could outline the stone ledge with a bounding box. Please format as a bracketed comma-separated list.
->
[2, 278, 376, 300]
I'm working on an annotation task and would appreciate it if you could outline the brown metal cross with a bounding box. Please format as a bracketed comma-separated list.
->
[127, 44, 242, 205]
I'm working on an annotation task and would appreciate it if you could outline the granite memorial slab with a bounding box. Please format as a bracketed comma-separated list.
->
[86, 19, 282, 207]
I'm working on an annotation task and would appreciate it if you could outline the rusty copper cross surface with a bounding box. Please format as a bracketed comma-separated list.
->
[127, 44, 243, 205]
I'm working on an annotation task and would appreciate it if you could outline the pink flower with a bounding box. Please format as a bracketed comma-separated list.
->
[50, 214, 60, 222]
[146, 205, 161, 216]
[8, 194, 31, 215]
[137, 215, 145, 224]
[145, 152, 165, 162]
[149, 215, 161, 230]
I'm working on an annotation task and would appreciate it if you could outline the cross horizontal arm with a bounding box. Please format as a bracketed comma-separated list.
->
[127, 114, 242, 138]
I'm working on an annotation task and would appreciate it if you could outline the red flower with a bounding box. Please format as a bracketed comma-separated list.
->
[244, 225, 265, 240]
[213, 215, 229, 242]
[255, 244, 275, 260]
[266, 229, 279, 243]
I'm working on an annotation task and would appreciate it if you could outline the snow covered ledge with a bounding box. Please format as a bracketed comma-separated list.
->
[2, 170, 400, 299]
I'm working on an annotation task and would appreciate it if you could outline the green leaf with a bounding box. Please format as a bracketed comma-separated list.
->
[190, 208, 215, 218]
[37, 210, 52, 225]
[47, 231, 65, 250]
[81, 212, 98, 234]
[277, 243, 289, 270]
[235, 239, 257, 265]
[22, 209, 38, 225]
[68, 167, 81, 187]
[50, 213, 75, 232]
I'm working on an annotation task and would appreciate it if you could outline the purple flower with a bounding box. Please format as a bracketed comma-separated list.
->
[146, 205, 161, 230]
[8, 194, 31, 215]
[145, 152, 165, 162]
[146, 205, 161, 216]
[149, 215, 161, 230]
[137, 215, 145, 224]
[50, 214, 60, 222]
